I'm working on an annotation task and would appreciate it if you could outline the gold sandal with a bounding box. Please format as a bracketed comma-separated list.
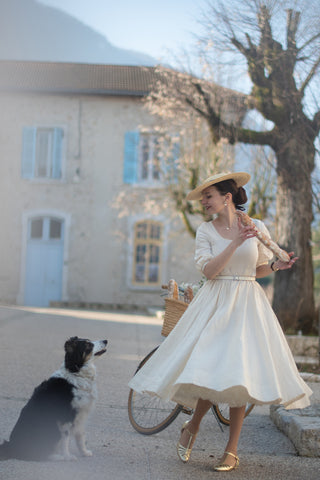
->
[214, 451, 239, 472]
[176, 421, 197, 463]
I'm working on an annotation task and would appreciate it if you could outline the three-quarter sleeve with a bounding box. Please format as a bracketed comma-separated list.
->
[194, 223, 214, 273]
[254, 219, 273, 267]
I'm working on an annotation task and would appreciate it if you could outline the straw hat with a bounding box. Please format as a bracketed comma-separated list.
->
[186, 172, 251, 201]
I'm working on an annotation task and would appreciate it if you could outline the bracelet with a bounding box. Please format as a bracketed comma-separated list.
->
[270, 261, 279, 272]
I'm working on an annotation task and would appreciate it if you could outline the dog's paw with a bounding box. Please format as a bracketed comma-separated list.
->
[65, 454, 77, 461]
[81, 449, 93, 457]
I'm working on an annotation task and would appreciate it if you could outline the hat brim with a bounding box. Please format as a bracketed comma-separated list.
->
[186, 172, 251, 201]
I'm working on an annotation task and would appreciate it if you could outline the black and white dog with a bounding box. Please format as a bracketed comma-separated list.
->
[0, 336, 107, 461]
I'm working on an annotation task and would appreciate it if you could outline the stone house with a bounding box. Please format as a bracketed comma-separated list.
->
[0, 60, 202, 309]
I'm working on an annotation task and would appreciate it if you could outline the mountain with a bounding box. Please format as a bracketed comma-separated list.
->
[0, 0, 156, 66]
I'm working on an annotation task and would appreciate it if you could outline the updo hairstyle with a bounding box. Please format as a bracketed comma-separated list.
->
[213, 179, 247, 211]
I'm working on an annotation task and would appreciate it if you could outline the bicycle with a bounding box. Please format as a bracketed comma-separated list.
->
[128, 345, 254, 435]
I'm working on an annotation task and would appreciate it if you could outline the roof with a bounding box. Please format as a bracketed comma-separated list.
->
[0, 61, 159, 96]
[0, 61, 247, 126]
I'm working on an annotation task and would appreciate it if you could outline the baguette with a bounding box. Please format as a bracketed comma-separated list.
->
[168, 279, 179, 299]
[183, 285, 194, 304]
[236, 211, 290, 263]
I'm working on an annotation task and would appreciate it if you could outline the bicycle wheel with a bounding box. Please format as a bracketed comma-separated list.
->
[128, 346, 183, 435]
[212, 403, 254, 426]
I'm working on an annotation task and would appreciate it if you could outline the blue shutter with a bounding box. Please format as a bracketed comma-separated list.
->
[21, 127, 36, 178]
[123, 131, 139, 184]
[52, 128, 63, 179]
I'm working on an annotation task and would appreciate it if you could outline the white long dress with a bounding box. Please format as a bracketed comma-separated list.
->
[129, 219, 312, 410]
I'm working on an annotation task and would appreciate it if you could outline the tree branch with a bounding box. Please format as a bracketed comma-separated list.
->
[184, 90, 275, 147]
[184, 79, 275, 147]
[232, 35, 268, 88]
[231, 36, 248, 57]
[180, 209, 196, 238]
[285, 9, 299, 73]
[286, 9, 300, 50]
[192, 81, 220, 127]
[300, 55, 320, 95]
[230, 126, 275, 146]
[298, 32, 320, 53]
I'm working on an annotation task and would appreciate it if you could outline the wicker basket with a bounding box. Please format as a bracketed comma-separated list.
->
[161, 297, 188, 337]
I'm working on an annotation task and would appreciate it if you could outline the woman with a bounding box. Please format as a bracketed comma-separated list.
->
[128, 172, 312, 472]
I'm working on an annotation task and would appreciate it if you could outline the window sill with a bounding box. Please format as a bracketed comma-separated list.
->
[22, 178, 65, 184]
[129, 284, 162, 292]
[130, 181, 164, 189]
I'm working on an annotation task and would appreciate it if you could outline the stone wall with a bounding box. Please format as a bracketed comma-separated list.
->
[286, 335, 319, 358]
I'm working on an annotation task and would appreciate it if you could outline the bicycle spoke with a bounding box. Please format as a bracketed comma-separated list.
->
[130, 391, 179, 429]
[213, 402, 254, 426]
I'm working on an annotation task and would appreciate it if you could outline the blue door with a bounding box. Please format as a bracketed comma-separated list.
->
[24, 217, 64, 307]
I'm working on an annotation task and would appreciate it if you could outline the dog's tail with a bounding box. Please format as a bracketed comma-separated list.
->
[0, 441, 12, 460]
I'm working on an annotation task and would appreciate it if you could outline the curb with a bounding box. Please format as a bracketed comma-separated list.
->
[270, 404, 320, 457]
[300, 372, 320, 383]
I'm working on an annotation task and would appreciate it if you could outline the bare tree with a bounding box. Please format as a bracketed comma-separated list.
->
[146, 0, 320, 333]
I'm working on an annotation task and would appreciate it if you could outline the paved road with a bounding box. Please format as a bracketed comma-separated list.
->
[0, 305, 319, 480]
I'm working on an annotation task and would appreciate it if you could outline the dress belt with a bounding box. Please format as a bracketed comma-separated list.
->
[214, 275, 256, 281]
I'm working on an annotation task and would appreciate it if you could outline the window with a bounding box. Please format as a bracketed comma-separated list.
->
[30, 218, 43, 239]
[132, 220, 163, 286]
[49, 219, 62, 239]
[123, 131, 179, 185]
[139, 134, 161, 182]
[21, 127, 64, 180]
[28, 217, 63, 241]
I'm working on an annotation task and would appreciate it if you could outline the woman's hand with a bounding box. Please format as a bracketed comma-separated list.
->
[273, 252, 298, 271]
[234, 218, 257, 246]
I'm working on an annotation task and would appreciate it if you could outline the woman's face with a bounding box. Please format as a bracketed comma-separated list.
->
[201, 186, 226, 215]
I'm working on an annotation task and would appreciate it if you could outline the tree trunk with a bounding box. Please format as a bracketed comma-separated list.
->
[272, 135, 316, 333]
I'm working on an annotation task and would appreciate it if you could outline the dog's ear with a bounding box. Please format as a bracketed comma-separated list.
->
[64, 337, 78, 353]
[64, 337, 84, 372]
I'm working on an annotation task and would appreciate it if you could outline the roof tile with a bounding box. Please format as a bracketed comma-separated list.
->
[0, 60, 158, 96]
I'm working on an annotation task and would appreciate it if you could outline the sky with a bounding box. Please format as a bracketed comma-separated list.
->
[38, 0, 208, 62]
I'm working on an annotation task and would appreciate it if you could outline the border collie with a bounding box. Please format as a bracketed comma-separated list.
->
[0, 336, 107, 461]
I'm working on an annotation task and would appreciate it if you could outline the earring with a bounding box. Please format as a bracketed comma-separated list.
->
[224, 202, 227, 206]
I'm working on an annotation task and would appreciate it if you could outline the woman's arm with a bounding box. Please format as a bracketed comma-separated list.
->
[256, 253, 298, 278]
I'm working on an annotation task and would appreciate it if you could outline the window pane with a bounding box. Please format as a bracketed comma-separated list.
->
[138, 134, 163, 183]
[35, 129, 52, 178]
[30, 218, 43, 239]
[135, 264, 145, 282]
[148, 264, 159, 282]
[149, 244, 159, 263]
[136, 244, 146, 263]
[50, 219, 62, 239]
[136, 223, 147, 239]
[152, 138, 161, 180]
[150, 223, 161, 240]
